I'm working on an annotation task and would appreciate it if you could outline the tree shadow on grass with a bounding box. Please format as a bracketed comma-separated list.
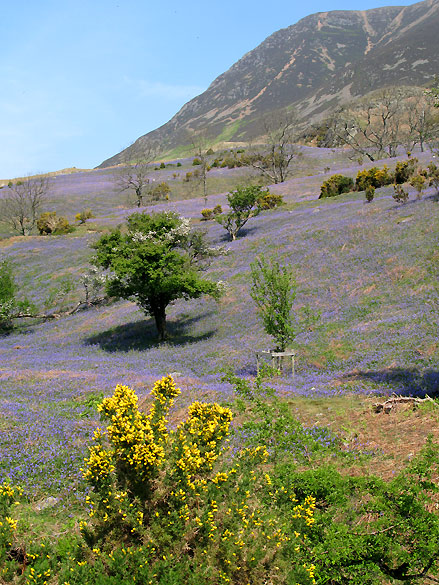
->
[218, 225, 259, 243]
[343, 367, 439, 397]
[85, 312, 216, 352]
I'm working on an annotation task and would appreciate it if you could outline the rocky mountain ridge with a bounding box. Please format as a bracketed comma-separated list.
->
[99, 0, 439, 167]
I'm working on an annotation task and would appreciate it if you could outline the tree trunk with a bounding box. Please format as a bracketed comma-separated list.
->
[152, 304, 167, 341]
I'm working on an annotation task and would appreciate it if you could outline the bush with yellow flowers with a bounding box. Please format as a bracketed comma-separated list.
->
[0, 482, 21, 578]
[69, 375, 316, 585]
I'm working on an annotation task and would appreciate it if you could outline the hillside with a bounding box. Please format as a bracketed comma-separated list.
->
[1, 147, 438, 498]
[99, 0, 439, 167]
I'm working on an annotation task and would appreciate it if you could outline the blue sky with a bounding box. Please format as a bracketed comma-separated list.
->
[0, 0, 417, 179]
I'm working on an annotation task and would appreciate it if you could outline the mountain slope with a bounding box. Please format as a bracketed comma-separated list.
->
[99, 0, 439, 167]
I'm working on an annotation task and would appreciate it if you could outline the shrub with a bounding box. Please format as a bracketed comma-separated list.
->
[409, 174, 427, 199]
[394, 158, 418, 184]
[355, 166, 392, 191]
[201, 208, 213, 221]
[184, 171, 193, 182]
[176, 162, 182, 167]
[212, 204, 222, 215]
[192, 157, 201, 166]
[257, 192, 284, 210]
[159, 162, 166, 169]
[393, 183, 409, 203]
[37, 211, 73, 235]
[206, 148, 214, 155]
[428, 162, 439, 193]
[150, 181, 171, 201]
[77, 376, 317, 585]
[75, 208, 95, 224]
[319, 174, 354, 198]
[0, 483, 22, 573]
[365, 185, 375, 202]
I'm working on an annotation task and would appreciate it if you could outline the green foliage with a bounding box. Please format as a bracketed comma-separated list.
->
[0, 483, 22, 577]
[319, 174, 354, 198]
[206, 148, 214, 155]
[257, 192, 283, 210]
[75, 208, 95, 224]
[393, 183, 409, 204]
[409, 174, 427, 199]
[0, 259, 31, 331]
[73, 377, 316, 585]
[150, 181, 171, 201]
[37, 211, 73, 235]
[250, 257, 297, 351]
[355, 166, 392, 191]
[216, 185, 269, 241]
[394, 158, 418, 184]
[201, 205, 223, 221]
[183, 171, 193, 182]
[428, 162, 439, 193]
[365, 184, 375, 202]
[159, 162, 166, 169]
[192, 157, 201, 165]
[201, 208, 213, 221]
[93, 211, 223, 340]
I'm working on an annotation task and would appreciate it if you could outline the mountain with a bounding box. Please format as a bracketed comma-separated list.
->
[98, 0, 439, 167]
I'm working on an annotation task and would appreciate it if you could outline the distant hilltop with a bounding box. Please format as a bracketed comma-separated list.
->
[98, 0, 439, 168]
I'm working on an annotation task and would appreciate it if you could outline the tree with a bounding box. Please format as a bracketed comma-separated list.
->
[405, 89, 439, 153]
[93, 211, 224, 341]
[244, 112, 298, 184]
[326, 87, 439, 161]
[0, 259, 31, 331]
[0, 175, 50, 235]
[189, 130, 212, 203]
[250, 257, 297, 351]
[114, 144, 159, 207]
[216, 185, 270, 241]
[327, 88, 406, 161]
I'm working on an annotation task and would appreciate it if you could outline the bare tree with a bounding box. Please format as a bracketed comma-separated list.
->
[0, 175, 50, 235]
[328, 88, 407, 161]
[114, 143, 160, 207]
[244, 112, 298, 184]
[188, 130, 212, 203]
[405, 89, 439, 153]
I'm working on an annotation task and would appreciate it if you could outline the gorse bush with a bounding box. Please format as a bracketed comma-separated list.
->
[355, 165, 392, 190]
[257, 192, 283, 210]
[409, 174, 427, 199]
[319, 174, 354, 198]
[74, 376, 317, 585]
[3, 374, 439, 584]
[75, 209, 95, 224]
[394, 158, 418, 184]
[36, 211, 73, 235]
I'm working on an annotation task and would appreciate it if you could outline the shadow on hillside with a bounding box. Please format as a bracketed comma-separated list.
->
[85, 312, 215, 352]
[218, 225, 259, 243]
[343, 367, 439, 397]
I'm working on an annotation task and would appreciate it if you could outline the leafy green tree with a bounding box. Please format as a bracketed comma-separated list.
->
[250, 257, 297, 351]
[216, 185, 270, 241]
[93, 211, 224, 341]
[0, 260, 31, 331]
